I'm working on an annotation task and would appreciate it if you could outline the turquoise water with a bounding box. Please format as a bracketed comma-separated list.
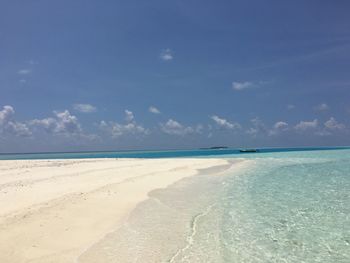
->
[78, 149, 350, 262]
[185, 149, 350, 262]
[0, 146, 348, 160]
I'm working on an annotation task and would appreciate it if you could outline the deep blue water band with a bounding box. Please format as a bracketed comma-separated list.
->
[0, 146, 349, 160]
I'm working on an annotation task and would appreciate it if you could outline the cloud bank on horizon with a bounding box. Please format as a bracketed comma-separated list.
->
[1, 0, 350, 152]
[0, 104, 348, 152]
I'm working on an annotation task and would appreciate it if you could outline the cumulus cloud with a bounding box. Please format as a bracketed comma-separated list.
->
[73, 103, 97, 113]
[149, 106, 161, 114]
[314, 103, 329, 111]
[274, 121, 289, 130]
[160, 49, 173, 61]
[30, 110, 82, 135]
[269, 121, 289, 136]
[29, 118, 57, 133]
[99, 121, 147, 138]
[232, 81, 254, 91]
[161, 119, 201, 136]
[54, 111, 82, 134]
[30, 110, 99, 142]
[324, 117, 345, 131]
[0, 105, 14, 125]
[125, 110, 134, 122]
[6, 121, 32, 137]
[295, 119, 318, 131]
[99, 110, 148, 138]
[210, 115, 241, 130]
[0, 105, 32, 137]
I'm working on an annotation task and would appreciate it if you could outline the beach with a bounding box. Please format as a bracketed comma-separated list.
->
[1, 150, 349, 263]
[0, 157, 247, 263]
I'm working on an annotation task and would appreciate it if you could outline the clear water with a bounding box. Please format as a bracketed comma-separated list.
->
[79, 149, 350, 262]
[182, 150, 350, 262]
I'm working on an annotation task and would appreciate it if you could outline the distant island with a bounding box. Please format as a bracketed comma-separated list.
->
[200, 146, 229, 150]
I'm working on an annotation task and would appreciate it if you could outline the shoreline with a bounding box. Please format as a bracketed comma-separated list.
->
[77, 158, 253, 263]
[0, 158, 249, 263]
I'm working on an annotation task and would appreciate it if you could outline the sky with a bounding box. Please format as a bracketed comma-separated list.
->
[1, 0, 350, 153]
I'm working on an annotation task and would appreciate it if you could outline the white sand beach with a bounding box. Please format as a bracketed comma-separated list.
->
[0, 158, 249, 263]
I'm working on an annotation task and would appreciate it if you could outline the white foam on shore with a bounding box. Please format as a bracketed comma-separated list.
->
[169, 204, 215, 262]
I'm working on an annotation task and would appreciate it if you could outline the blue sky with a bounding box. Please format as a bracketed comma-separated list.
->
[1, 0, 350, 153]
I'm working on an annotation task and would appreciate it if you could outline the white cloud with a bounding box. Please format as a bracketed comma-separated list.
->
[295, 119, 318, 131]
[0, 105, 31, 137]
[314, 103, 329, 111]
[0, 105, 14, 125]
[29, 117, 57, 132]
[99, 110, 148, 138]
[29, 110, 99, 141]
[269, 121, 289, 136]
[161, 119, 200, 136]
[210, 115, 241, 130]
[287, 104, 295, 110]
[274, 121, 289, 130]
[18, 69, 31, 75]
[125, 110, 134, 122]
[232, 81, 254, 91]
[54, 110, 82, 134]
[247, 117, 287, 137]
[149, 106, 161, 114]
[5, 121, 32, 137]
[324, 117, 345, 131]
[30, 110, 82, 135]
[99, 121, 147, 138]
[160, 48, 173, 61]
[73, 103, 97, 113]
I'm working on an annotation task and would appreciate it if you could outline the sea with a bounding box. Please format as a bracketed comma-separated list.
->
[2, 147, 350, 262]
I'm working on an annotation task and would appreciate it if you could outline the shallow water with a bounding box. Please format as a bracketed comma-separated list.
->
[80, 149, 350, 262]
[218, 156, 350, 262]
